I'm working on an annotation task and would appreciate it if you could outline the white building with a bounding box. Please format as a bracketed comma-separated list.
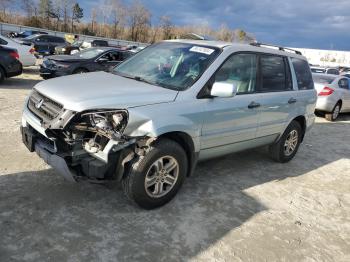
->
[291, 47, 350, 67]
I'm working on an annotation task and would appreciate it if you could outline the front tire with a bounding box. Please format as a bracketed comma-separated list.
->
[325, 102, 341, 121]
[122, 139, 188, 209]
[269, 121, 302, 163]
[73, 68, 88, 74]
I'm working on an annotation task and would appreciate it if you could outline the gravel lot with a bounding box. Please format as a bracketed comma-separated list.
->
[0, 67, 349, 262]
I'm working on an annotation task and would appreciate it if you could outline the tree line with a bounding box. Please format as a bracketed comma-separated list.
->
[0, 0, 255, 44]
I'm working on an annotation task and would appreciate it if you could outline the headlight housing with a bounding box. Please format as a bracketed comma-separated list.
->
[81, 110, 128, 134]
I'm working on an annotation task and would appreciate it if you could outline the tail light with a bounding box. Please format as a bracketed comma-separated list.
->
[9, 51, 19, 60]
[29, 47, 35, 54]
[318, 87, 334, 96]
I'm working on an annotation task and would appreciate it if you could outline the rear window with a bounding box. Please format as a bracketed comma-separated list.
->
[291, 58, 314, 90]
[312, 74, 336, 84]
[311, 68, 325, 73]
[259, 55, 292, 92]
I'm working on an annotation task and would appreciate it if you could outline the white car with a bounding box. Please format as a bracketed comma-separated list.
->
[0, 35, 36, 67]
[313, 73, 350, 121]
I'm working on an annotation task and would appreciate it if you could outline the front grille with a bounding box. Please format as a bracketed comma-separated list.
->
[28, 90, 63, 123]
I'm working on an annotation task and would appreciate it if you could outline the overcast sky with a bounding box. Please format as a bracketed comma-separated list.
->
[83, 0, 350, 50]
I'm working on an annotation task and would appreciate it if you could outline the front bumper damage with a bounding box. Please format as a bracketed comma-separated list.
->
[21, 105, 147, 183]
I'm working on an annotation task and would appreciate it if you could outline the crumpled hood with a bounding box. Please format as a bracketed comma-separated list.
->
[34, 71, 178, 112]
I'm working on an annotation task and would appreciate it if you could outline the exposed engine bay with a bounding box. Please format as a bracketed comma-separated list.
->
[40, 109, 154, 181]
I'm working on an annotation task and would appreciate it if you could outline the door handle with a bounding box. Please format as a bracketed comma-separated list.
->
[288, 98, 297, 104]
[248, 101, 261, 109]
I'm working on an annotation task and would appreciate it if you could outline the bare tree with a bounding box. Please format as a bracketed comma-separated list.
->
[128, 0, 151, 42]
[159, 16, 173, 40]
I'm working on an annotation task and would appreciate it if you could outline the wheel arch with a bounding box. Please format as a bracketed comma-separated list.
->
[292, 115, 306, 142]
[73, 67, 89, 73]
[158, 131, 198, 177]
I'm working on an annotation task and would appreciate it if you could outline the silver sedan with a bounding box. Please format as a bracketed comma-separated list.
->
[313, 73, 350, 121]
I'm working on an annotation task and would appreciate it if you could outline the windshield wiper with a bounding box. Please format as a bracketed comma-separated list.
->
[114, 71, 178, 90]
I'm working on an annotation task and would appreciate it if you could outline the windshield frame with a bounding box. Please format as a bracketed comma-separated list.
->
[113, 42, 222, 91]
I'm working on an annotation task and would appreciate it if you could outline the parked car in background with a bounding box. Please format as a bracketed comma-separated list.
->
[21, 34, 67, 56]
[7, 30, 48, 39]
[0, 35, 36, 67]
[312, 73, 350, 121]
[341, 72, 350, 78]
[325, 68, 339, 75]
[40, 47, 133, 79]
[22, 40, 317, 209]
[310, 66, 339, 75]
[54, 40, 83, 55]
[0, 46, 22, 82]
[68, 39, 110, 55]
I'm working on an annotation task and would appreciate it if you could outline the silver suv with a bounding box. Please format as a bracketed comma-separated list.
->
[21, 40, 317, 209]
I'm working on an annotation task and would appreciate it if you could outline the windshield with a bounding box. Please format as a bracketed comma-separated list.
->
[73, 48, 105, 59]
[312, 74, 336, 84]
[71, 40, 82, 47]
[113, 42, 221, 90]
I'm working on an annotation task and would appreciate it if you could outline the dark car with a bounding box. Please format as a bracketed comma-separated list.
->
[40, 47, 133, 79]
[0, 46, 22, 82]
[21, 34, 67, 56]
[7, 30, 48, 39]
[55, 40, 83, 55]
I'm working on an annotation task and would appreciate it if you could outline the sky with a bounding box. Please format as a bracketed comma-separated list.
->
[81, 0, 350, 51]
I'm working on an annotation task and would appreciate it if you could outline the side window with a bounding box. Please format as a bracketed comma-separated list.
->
[0, 37, 8, 45]
[122, 52, 133, 60]
[338, 78, 349, 89]
[291, 57, 314, 90]
[259, 55, 292, 92]
[214, 53, 257, 94]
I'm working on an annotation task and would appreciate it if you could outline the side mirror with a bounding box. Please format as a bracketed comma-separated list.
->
[210, 82, 237, 98]
[97, 57, 109, 63]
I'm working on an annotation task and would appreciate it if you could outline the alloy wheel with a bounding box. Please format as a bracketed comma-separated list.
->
[333, 105, 340, 120]
[284, 130, 298, 156]
[144, 156, 179, 198]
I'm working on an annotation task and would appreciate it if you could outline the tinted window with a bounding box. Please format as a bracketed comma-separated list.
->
[291, 58, 314, 90]
[101, 51, 122, 61]
[214, 53, 257, 94]
[311, 68, 325, 73]
[259, 55, 292, 92]
[326, 69, 339, 75]
[0, 37, 8, 45]
[93, 40, 108, 47]
[338, 78, 349, 89]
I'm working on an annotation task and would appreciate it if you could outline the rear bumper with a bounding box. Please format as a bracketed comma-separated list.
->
[315, 96, 336, 112]
[6, 61, 22, 77]
[39, 66, 69, 78]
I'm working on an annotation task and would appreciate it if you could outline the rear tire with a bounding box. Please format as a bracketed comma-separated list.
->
[269, 121, 302, 163]
[0, 67, 5, 82]
[122, 139, 188, 209]
[325, 102, 341, 121]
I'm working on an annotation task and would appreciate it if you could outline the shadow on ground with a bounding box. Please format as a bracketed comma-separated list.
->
[0, 116, 349, 261]
[0, 67, 41, 90]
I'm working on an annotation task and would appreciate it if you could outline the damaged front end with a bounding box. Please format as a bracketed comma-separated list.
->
[22, 91, 153, 182]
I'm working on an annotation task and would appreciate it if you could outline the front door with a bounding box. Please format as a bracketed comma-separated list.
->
[200, 53, 259, 150]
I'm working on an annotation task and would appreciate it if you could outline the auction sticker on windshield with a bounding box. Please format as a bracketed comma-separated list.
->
[189, 46, 215, 55]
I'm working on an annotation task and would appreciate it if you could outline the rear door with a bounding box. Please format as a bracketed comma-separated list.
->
[255, 54, 298, 138]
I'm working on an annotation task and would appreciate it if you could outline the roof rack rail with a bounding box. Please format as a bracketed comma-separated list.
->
[250, 42, 302, 55]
